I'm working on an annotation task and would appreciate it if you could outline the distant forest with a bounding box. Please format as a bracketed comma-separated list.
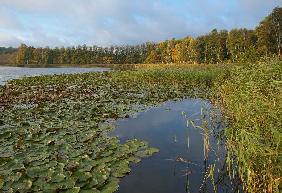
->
[0, 7, 281, 66]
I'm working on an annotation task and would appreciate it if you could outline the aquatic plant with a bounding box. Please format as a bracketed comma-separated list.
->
[0, 67, 221, 192]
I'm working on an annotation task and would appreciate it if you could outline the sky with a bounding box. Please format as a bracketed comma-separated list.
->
[0, 0, 281, 47]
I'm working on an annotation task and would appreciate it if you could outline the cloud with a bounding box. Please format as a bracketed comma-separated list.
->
[0, 0, 280, 47]
[0, 33, 21, 46]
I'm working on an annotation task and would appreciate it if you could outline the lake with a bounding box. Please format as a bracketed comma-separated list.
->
[0, 67, 242, 192]
[112, 99, 242, 193]
[0, 66, 110, 85]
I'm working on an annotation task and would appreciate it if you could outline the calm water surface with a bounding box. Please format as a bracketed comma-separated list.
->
[0, 66, 109, 85]
[112, 99, 241, 193]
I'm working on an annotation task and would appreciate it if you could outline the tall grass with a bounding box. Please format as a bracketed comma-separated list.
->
[217, 61, 282, 192]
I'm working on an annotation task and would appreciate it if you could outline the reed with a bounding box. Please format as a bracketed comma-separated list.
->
[216, 61, 282, 193]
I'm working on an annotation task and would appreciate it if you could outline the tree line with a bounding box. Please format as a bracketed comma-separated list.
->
[0, 47, 17, 65]
[3, 7, 282, 66]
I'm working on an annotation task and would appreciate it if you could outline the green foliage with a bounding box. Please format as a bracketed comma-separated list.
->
[256, 7, 282, 57]
[12, 43, 153, 67]
[227, 29, 257, 63]
[217, 61, 282, 192]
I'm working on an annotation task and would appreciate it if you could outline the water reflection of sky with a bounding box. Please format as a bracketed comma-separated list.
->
[112, 99, 240, 193]
[0, 66, 109, 85]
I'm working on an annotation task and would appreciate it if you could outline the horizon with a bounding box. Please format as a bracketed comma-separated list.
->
[0, 0, 281, 48]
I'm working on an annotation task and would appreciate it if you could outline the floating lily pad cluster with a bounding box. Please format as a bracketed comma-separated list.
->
[0, 69, 222, 192]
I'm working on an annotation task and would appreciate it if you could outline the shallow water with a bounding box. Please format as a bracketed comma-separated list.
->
[112, 99, 241, 193]
[0, 66, 109, 85]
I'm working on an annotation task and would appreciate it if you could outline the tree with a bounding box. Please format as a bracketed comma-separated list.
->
[227, 29, 257, 62]
[272, 7, 282, 57]
[256, 7, 282, 58]
[16, 44, 28, 65]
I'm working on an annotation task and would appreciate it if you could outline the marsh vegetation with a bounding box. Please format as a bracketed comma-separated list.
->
[0, 60, 281, 192]
[0, 6, 281, 193]
[0, 66, 224, 192]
